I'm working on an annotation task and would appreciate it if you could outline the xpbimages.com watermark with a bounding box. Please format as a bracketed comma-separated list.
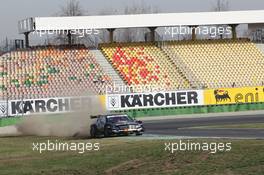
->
[32, 140, 100, 154]
[33, 28, 100, 38]
[164, 140, 232, 154]
[105, 84, 168, 94]
[164, 26, 232, 38]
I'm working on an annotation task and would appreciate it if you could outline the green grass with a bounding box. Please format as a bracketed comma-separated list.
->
[186, 123, 264, 129]
[0, 136, 263, 175]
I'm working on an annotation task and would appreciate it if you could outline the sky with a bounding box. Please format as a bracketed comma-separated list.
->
[0, 0, 264, 42]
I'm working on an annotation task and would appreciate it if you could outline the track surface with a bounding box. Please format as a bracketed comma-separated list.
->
[144, 114, 264, 139]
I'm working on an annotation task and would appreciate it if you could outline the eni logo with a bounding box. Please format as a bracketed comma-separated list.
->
[234, 88, 262, 103]
[214, 89, 231, 103]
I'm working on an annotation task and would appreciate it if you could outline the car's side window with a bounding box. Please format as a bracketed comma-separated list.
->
[96, 117, 101, 128]
[98, 117, 105, 127]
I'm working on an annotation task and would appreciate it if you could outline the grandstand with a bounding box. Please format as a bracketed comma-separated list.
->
[1, 39, 264, 100]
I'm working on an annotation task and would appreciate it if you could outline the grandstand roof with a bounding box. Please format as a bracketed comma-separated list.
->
[19, 10, 264, 33]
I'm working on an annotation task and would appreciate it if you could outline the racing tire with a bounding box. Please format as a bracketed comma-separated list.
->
[136, 132, 143, 136]
[104, 126, 111, 137]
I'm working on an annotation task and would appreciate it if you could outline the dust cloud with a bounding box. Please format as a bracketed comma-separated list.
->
[15, 95, 107, 138]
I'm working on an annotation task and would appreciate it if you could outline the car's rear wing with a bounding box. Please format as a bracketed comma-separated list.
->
[90, 115, 100, 119]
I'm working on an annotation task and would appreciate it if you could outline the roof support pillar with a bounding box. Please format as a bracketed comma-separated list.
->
[24, 32, 30, 48]
[108, 29, 115, 43]
[67, 30, 72, 45]
[149, 27, 157, 42]
[230, 24, 238, 40]
[189, 26, 198, 40]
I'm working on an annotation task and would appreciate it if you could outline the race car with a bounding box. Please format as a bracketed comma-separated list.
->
[90, 114, 144, 138]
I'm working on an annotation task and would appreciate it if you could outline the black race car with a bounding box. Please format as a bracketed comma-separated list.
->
[90, 114, 144, 138]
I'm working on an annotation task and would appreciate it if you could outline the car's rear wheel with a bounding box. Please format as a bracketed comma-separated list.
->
[90, 126, 97, 138]
[104, 127, 110, 137]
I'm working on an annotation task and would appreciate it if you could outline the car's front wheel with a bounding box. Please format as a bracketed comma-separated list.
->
[136, 132, 143, 136]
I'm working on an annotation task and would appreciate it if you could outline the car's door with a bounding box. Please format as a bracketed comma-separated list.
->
[100, 117, 106, 132]
[96, 117, 102, 130]
[97, 116, 105, 132]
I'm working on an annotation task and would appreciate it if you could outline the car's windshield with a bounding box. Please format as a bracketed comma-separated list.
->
[107, 115, 133, 123]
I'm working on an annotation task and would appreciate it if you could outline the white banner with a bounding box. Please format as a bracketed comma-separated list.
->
[106, 90, 204, 111]
[5, 96, 94, 117]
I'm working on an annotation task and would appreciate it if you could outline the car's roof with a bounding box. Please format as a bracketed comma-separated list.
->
[103, 114, 128, 117]
[91, 114, 128, 119]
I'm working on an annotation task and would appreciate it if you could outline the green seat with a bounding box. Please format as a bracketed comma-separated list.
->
[47, 66, 58, 74]
[11, 79, 19, 83]
[69, 76, 77, 81]
[85, 72, 90, 78]
[0, 85, 7, 91]
[36, 81, 43, 86]
[24, 79, 33, 87]
[90, 64, 95, 69]
[11, 79, 20, 88]
[0, 72, 7, 77]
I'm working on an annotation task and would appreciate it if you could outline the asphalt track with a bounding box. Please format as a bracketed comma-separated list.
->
[144, 114, 264, 139]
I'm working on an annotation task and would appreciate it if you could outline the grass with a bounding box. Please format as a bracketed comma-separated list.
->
[0, 136, 263, 175]
[185, 123, 264, 129]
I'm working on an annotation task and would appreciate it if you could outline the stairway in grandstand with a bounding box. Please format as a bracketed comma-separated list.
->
[100, 42, 191, 91]
[158, 47, 198, 88]
[160, 44, 203, 89]
[0, 53, 7, 100]
[162, 39, 264, 89]
[255, 43, 264, 54]
[90, 50, 125, 86]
